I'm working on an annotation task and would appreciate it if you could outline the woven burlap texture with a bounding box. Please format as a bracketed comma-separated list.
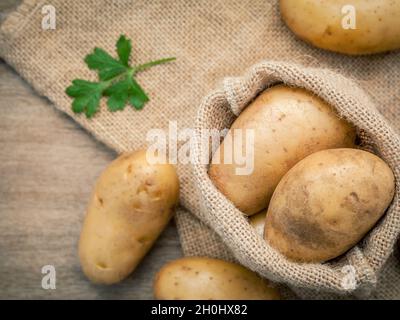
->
[1, 0, 399, 299]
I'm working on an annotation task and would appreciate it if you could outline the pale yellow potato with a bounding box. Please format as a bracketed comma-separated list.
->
[265, 148, 395, 263]
[79, 150, 179, 284]
[154, 257, 281, 300]
[209, 85, 356, 215]
[249, 210, 267, 237]
[280, 0, 400, 55]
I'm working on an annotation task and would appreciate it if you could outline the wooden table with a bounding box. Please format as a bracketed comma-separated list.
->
[0, 0, 182, 299]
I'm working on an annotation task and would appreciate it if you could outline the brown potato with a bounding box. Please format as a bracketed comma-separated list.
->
[209, 85, 356, 215]
[280, 0, 400, 55]
[265, 148, 395, 263]
[79, 150, 179, 284]
[249, 210, 267, 237]
[154, 257, 281, 300]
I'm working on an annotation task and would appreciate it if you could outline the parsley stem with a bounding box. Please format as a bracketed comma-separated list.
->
[133, 57, 176, 74]
[100, 69, 133, 90]
[98, 57, 175, 94]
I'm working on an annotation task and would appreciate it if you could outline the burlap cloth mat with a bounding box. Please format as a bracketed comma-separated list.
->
[1, 0, 399, 299]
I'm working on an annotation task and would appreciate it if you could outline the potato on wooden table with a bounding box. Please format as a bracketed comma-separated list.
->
[154, 257, 281, 300]
[79, 150, 180, 284]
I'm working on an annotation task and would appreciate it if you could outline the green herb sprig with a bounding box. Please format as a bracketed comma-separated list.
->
[66, 35, 175, 118]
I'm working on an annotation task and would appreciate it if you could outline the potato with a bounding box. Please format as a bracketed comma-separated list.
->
[79, 150, 179, 284]
[209, 85, 356, 215]
[265, 148, 395, 263]
[249, 210, 267, 237]
[154, 257, 280, 300]
[280, 0, 400, 55]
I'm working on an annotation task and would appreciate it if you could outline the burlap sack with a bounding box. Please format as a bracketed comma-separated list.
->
[192, 60, 400, 296]
[1, 0, 399, 298]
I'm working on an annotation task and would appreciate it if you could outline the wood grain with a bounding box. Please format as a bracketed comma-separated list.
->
[0, 1, 182, 298]
[0, 0, 21, 22]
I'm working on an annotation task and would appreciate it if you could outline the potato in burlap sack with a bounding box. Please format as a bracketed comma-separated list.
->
[192, 60, 400, 296]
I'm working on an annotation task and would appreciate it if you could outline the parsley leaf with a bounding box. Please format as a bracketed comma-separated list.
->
[66, 35, 175, 118]
[104, 77, 131, 111]
[85, 48, 127, 81]
[117, 35, 132, 67]
[104, 74, 149, 111]
[129, 78, 149, 110]
[66, 80, 104, 118]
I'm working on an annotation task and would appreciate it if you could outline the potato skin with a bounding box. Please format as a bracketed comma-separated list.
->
[79, 150, 179, 284]
[265, 148, 395, 263]
[154, 257, 280, 300]
[209, 85, 356, 215]
[280, 0, 400, 55]
[249, 210, 267, 237]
